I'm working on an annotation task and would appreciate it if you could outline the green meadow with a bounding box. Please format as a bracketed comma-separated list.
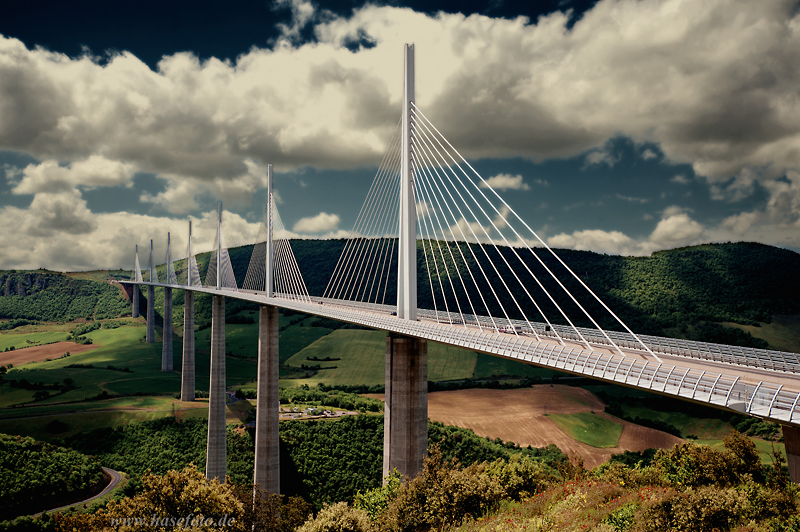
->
[547, 412, 624, 448]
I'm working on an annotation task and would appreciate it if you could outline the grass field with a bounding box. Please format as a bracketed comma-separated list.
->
[281, 328, 562, 387]
[0, 395, 210, 442]
[618, 404, 734, 439]
[547, 412, 623, 448]
[0, 329, 70, 352]
[282, 329, 483, 386]
[473, 353, 561, 380]
[724, 314, 800, 353]
[696, 437, 786, 464]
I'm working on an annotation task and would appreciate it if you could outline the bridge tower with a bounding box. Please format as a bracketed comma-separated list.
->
[181, 221, 195, 401]
[146, 240, 155, 343]
[384, 43, 428, 481]
[161, 232, 173, 372]
[255, 164, 280, 495]
[206, 202, 228, 481]
[132, 245, 140, 319]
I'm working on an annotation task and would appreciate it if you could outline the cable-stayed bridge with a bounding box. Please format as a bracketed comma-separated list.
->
[123, 45, 800, 492]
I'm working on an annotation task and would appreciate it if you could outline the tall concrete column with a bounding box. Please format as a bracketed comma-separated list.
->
[384, 332, 427, 480]
[132, 285, 140, 318]
[254, 305, 279, 494]
[206, 295, 227, 481]
[181, 291, 195, 401]
[161, 287, 173, 371]
[146, 239, 155, 343]
[146, 285, 155, 343]
[784, 424, 800, 483]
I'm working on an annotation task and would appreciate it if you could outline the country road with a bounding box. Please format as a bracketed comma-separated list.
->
[32, 467, 123, 517]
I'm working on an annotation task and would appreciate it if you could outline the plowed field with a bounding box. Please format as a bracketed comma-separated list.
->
[0, 342, 97, 366]
[426, 386, 683, 468]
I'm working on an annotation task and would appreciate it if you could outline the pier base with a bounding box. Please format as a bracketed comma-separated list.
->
[161, 287, 173, 371]
[254, 305, 280, 495]
[206, 295, 227, 481]
[383, 332, 427, 480]
[181, 291, 195, 402]
[146, 286, 155, 343]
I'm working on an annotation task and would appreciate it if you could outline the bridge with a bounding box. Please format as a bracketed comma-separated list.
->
[123, 45, 800, 492]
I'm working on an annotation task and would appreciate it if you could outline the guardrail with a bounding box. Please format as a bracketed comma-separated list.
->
[124, 282, 800, 427]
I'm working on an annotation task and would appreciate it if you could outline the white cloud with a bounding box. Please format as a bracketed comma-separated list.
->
[480, 173, 530, 191]
[641, 149, 658, 160]
[549, 207, 706, 256]
[293, 212, 341, 233]
[3, 1, 800, 264]
[583, 147, 620, 169]
[11, 157, 136, 195]
[616, 194, 648, 204]
[0, 206, 260, 271]
[671, 174, 690, 185]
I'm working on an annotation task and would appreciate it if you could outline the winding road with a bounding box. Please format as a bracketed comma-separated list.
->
[32, 467, 123, 517]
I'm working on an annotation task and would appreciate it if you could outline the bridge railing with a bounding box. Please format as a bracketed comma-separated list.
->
[305, 295, 800, 375]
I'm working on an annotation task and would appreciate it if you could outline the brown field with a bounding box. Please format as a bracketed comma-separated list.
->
[424, 386, 684, 469]
[0, 341, 98, 366]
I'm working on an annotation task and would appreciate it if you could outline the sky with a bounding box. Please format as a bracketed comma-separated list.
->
[2, 0, 800, 271]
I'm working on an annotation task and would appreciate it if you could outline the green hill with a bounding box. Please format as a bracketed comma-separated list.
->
[3, 241, 800, 350]
[0, 433, 104, 520]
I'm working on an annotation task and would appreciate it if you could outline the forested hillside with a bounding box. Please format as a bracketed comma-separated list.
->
[3, 242, 799, 348]
[0, 271, 129, 322]
[289, 240, 800, 343]
[65, 415, 566, 510]
[0, 434, 104, 520]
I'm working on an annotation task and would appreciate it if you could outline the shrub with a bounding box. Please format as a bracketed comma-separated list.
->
[484, 455, 557, 500]
[382, 446, 503, 531]
[354, 470, 402, 520]
[298, 502, 373, 532]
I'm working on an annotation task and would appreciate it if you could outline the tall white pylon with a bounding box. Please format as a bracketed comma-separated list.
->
[216, 202, 222, 291]
[133, 245, 143, 282]
[398, 43, 417, 321]
[266, 164, 274, 298]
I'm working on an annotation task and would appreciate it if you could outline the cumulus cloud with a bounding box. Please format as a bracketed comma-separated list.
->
[293, 212, 341, 233]
[10, 156, 136, 195]
[548, 206, 707, 256]
[3, 0, 800, 265]
[0, 206, 260, 271]
[480, 173, 530, 191]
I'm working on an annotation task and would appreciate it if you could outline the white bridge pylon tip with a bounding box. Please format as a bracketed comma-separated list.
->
[203, 202, 239, 291]
[243, 166, 311, 302]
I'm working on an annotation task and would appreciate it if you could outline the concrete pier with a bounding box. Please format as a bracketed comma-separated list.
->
[254, 305, 280, 494]
[146, 286, 155, 343]
[785, 425, 799, 483]
[161, 287, 173, 371]
[206, 295, 227, 481]
[132, 285, 140, 318]
[181, 291, 195, 401]
[383, 332, 428, 480]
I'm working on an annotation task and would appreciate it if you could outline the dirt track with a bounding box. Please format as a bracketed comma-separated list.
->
[0, 341, 98, 366]
[425, 386, 684, 469]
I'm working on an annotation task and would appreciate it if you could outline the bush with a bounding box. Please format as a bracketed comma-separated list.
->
[652, 431, 761, 488]
[382, 446, 504, 531]
[298, 502, 373, 532]
[484, 455, 557, 500]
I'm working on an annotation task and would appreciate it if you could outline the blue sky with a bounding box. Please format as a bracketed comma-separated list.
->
[1, 0, 799, 270]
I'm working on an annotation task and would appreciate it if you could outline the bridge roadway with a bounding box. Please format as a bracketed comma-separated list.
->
[125, 281, 800, 428]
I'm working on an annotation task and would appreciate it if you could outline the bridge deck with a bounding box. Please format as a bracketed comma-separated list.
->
[123, 281, 800, 427]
